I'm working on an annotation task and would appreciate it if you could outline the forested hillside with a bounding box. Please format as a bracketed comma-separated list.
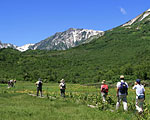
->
[1, 15, 150, 83]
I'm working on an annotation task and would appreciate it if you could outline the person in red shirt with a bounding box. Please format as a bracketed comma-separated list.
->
[101, 80, 108, 102]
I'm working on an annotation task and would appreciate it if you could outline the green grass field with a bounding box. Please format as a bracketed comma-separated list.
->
[0, 81, 150, 120]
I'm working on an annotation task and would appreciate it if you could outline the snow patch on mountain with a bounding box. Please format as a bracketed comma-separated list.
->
[16, 44, 34, 52]
[122, 8, 150, 27]
[140, 11, 150, 21]
[147, 8, 150, 12]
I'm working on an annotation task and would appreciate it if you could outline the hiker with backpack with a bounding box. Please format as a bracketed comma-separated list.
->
[35, 78, 43, 97]
[132, 79, 145, 113]
[59, 79, 66, 98]
[8, 80, 15, 88]
[116, 75, 128, 111]
[101, 80, 108, 102]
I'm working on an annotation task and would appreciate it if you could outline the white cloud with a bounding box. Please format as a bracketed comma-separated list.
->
[120, 7, 127, 15]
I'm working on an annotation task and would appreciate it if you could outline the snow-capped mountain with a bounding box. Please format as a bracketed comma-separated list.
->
[0, 41, 34, 52]
[31, 28, 104, 50]
[0, 41, 17, 49]
[16, 44, 34, 52]
[122, 8, 150, 27]
[0, 28, 104, 51]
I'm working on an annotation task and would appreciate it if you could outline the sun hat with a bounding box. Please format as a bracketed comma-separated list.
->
[120, 75, 124, 79]
[101, 80, 106, 84]
[60, 79, 64, 82]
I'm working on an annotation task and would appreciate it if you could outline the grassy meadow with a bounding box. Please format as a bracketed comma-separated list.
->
[0, 81, 150, 120]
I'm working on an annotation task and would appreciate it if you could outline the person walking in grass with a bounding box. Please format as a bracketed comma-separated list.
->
[116, 75, 128, 111]
[132, 79, 145, 114]
[8, 80, 15, 88]
[35, 78, 43, 97]
[101, 80, 108, 102]
[59, 79, 66, 97]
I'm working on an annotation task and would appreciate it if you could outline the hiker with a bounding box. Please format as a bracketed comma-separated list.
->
[59, 79, 66, 97]
[101, 80, 108, 102]
[10, 80, 14, 87]
[8, 80, 14, 88]
[35, 78, 43, 97]
[132, 79, 145, 113]
[116, 75, 128, 111]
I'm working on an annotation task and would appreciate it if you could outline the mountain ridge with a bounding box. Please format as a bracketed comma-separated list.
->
[30, 28, 104, 50]
[0, 28, 104, 51]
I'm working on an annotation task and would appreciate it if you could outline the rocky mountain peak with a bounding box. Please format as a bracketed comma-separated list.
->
[31, 28, 104, 50]
[0, 28, 104, 51]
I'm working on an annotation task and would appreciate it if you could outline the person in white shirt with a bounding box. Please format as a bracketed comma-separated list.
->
[132, 79, 145, 113]
[59, 79, 66, 97]
[116, 75, 128, 111]
[35, 78, 43, 97]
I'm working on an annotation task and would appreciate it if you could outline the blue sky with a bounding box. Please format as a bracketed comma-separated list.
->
[0, 0, 150, 46]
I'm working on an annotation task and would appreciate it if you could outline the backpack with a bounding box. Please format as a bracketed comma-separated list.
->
[38, 81, 42, 87]
[101, 85, 108, 93]
[119, 82, 127, 94]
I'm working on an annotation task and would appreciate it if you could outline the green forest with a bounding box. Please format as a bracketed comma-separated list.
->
[1, 17, 150, 83]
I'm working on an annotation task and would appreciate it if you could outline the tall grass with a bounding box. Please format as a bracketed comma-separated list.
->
[1, 81, 149, 120]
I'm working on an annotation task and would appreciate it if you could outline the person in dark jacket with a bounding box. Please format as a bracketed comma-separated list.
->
[35, 78, 43, 97]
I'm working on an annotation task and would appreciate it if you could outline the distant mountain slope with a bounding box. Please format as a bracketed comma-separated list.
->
[0, 41, 17, 49]
[122, 8, 150, 27]
[1, 9, 150, 83]
[31, 28, 104, 50]
[0, 41, 34, 52]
